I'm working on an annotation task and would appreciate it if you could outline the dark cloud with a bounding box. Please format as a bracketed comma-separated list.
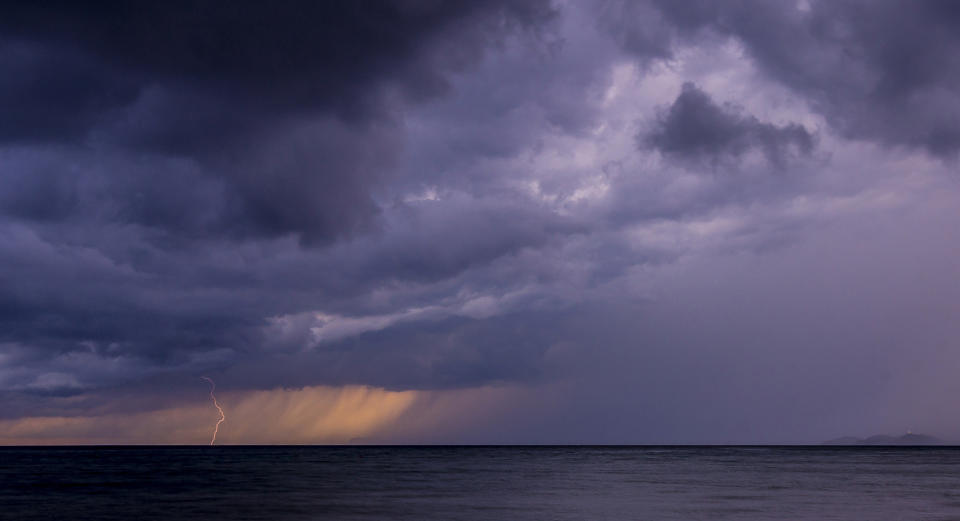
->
[0, 1, 564, 399]
[0, 1, 553, 148]
[0, 42, 138, 143]
[643, 82, 815, 166]
[643, 0, 960, 157]
[597, 0, 675, 65]
[225, 312, 557, 392]
[0, 0, 556, 245]
[0, 189, 585, 394]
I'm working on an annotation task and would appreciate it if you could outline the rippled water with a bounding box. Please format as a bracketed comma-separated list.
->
[3, 446, 960, 520]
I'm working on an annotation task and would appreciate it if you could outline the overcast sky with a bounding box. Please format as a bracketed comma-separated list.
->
[2, 0, 960, 444]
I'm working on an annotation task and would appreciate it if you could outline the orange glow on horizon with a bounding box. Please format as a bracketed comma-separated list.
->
[0, 385, 420, 445]
[0, 383, 524, 445]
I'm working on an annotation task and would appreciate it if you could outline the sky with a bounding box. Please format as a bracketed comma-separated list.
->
[2, 0, 960, 444]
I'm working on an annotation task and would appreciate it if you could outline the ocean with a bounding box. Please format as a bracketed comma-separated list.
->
[3, 446, 960, 520]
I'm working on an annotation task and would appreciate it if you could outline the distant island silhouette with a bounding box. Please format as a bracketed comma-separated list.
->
[823, 433, 942, 446]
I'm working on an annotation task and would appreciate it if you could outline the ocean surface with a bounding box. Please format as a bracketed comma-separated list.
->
[3, 446, 960, 520]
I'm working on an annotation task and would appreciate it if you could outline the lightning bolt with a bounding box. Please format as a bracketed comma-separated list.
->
[200, 376, 225, 445]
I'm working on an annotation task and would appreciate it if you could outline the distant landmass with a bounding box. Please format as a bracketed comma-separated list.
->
[823, 433, 943, 446]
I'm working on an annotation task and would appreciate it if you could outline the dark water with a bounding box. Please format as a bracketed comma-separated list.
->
[3, 446, 960, 520]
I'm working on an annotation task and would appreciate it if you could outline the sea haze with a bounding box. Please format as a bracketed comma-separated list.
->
[3, 446, 960, 520]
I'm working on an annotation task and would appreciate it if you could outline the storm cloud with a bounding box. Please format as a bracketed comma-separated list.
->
[644, 82, 815, 166]
[2, 0, 960, 443]
[643, 0, 960, 156]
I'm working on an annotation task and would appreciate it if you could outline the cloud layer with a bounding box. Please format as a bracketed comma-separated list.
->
[2, 0, 960, 443]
